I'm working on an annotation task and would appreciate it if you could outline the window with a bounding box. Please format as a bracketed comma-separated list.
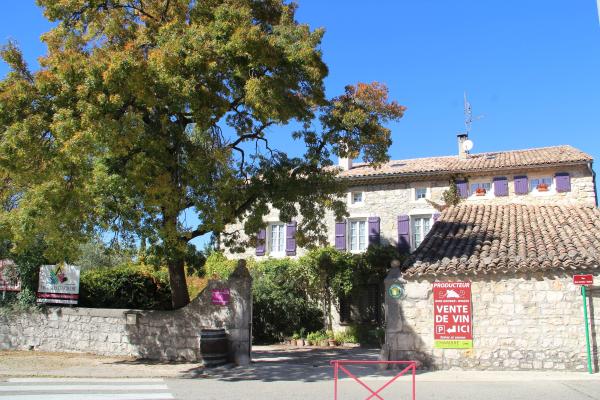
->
[269, 223, 285, 254]
[349, 220, 367, 252]
[415, 188, 427, 200]
[470, 182, 492, 197]
[351, 192, 364, 204]
[412, 216, 432, 249]
[530, 177, 553, 192]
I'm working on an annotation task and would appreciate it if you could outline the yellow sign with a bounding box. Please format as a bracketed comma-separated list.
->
[434, 340, 473, 349]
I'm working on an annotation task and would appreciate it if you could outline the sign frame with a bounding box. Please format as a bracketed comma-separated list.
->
[573, 274, 594, 286]
[37, 264, 81, 305]
[433, 281, 473, 349]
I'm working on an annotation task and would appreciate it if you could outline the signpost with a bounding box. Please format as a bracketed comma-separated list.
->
[37, 264, 81, 305]
[573, 274, 594, 374]
[433, 282, 473, 349]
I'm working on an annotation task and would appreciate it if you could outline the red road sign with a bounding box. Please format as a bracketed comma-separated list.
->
[573, 274, 594, 285]
[433, 282, 473, 348]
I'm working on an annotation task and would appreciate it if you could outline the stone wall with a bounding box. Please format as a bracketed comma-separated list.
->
[224, 165, 595, 259]
[0, 263, 252, 365]
[381, 267, 600, 371]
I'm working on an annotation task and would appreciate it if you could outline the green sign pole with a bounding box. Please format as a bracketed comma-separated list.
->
[582, 285, 593, 374]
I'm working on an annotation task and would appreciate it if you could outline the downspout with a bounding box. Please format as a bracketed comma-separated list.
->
[588, 161, 598, 207]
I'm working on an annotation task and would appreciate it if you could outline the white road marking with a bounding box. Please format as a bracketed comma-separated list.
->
[7, 378, 164, 383]
[0, 384, 168, 391]
[0, 394, 174, 400]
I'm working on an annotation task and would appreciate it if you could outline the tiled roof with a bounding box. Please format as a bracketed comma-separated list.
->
[340, 145, 592, 179]
[403, 204, 600, 277]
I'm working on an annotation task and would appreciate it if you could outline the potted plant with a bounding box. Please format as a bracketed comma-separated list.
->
[475, 187, 486, 196]
[291, 332, 300, 347]
[326, 330, 337, 347]
[537, 182, 549, 192]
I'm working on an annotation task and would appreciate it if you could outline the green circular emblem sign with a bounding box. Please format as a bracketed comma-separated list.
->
[388, 283, 404, 299]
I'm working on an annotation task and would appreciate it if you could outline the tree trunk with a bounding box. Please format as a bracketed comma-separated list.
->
[168, 255, 190, 309]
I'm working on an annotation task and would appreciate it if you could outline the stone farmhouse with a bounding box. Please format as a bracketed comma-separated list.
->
[226, 134, 600, 370]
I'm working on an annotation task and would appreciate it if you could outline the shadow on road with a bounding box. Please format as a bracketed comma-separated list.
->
[179, 345, 384, 382]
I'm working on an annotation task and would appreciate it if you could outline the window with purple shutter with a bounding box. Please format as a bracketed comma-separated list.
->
[368, 217, 380, 245]
[555, 173, 571, 192]
[285, 221, 297, 256]
[397, 215, 410, 252]
[493, 177, 509, 196]
[255, 228, 266, 256]
[514, 176, 528, 195]
[335, 221, 346, 251]
[456, 180, 468, 198]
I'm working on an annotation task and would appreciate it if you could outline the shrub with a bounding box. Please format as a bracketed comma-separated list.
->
[204, 252, 238, 279]
[79, 264, 172, 310]
[334, 327, 359, 344]
[251, 258, 322, 343]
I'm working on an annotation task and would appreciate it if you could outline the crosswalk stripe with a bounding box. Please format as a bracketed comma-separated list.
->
[7, 378, 164, 383]
[0, 384, 169, 392]
[0, 394, 174, 400]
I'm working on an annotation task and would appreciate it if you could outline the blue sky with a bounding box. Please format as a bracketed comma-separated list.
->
[1, 1, 599, 249]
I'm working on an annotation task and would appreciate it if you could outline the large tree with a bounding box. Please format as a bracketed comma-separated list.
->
[0, 0, 405, 308]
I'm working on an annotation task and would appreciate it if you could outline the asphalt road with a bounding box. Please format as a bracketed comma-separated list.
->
[1, 346, 599, 400]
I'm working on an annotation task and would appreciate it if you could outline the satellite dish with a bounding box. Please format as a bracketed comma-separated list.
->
[463, 139, 474, 152]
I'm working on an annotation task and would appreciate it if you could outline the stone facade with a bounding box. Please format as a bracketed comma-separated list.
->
[225, 164, 595, 259]
[381, 268, 600, 371]
[0, 263, 252, 365]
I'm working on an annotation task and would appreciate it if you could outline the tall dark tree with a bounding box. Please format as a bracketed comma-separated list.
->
[0, 0, 405, 308]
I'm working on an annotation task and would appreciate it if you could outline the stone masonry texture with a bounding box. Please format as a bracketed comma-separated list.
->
[382, 268, 600, 371]
[0, 263, 253, 365]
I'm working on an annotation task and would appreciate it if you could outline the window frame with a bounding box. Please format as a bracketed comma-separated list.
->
[348, 218, 368, 253]
[268, 222, 286, 256]
[414, 187, 428, 201]
[411, 214, 433, 250]
[529, 175, 555, 195]
[467, 180, 494, 200]
[349, 191, 365, 205]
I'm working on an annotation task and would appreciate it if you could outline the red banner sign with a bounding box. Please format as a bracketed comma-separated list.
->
[433, 282, 473, 349]
[573, 274, 594, 285]
[211, 289, 230, 306]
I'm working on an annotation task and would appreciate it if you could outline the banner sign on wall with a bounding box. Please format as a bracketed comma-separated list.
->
[37, 264, 81, 305]
[211, 289, 230, 306]
[433, 281, 473, 349]
[0, 259, 21, 292]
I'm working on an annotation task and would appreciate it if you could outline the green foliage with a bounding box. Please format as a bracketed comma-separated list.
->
[306, 330, 327, 343]
[442, 178, 463, 206]
[0, 0, 404, 307]
[74, 237, 135, 271]
[334, 328, 359, 344]
[79, 264, 172, 310]
[204, 252, 240, 280]
[251, 257, 322, 343]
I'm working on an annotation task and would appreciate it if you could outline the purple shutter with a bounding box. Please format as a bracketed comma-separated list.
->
[433, 212, 441, 222]
[493, 177, 509, 196]
[335, 221, 346, 251]
[285, 221, 297, 256]
[514, 176, 528, 195]
[397, 215, 410, 252]
[368, 217, 380, 246]
[456, 180, 468, 198]
[255, 228, 266, 256]
[555, 173, 571, 192]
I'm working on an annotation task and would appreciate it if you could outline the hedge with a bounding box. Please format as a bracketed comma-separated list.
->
[79, 264, 172, 310]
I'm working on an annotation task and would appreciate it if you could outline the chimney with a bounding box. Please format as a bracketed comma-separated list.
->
[457, 133, 468, 160]
[338, 156, 353, 171]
